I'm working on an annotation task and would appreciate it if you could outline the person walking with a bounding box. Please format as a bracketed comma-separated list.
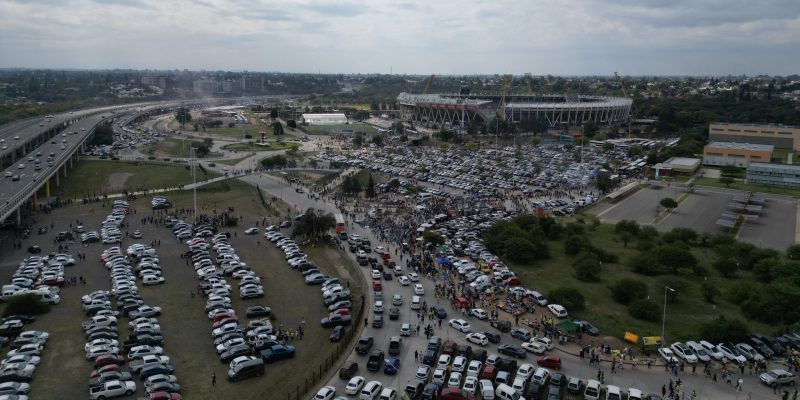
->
[212, 372, 216, 386]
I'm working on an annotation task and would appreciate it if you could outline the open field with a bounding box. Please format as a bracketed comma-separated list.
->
[54, 160, 216, 198]
[222, 141, 301, 152]
[152, 138, 205, 158]
[301, 123, 378, 135]
[693, 176, 800, 197]
[509, 222, 774, 343]
[0, 178, 351, 400]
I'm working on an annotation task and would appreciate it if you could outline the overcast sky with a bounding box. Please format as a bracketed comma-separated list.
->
[1, 0, 798, 76]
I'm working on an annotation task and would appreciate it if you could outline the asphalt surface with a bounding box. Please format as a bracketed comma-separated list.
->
[592, 185, 685, 226]
[658, 188, 733, 235]
[209, 169, 778, 400]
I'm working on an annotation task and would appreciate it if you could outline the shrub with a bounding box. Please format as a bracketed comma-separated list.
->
[628, 299, 660, 321]
[610, 279, 648, 305]
[629, 253, 663, 275]
[3, 294, 50, 317]
[573, 252, 601, 282]
[712, 258, 739, 278]
[662, 228, 698, 244]
[563, 222, 585, 236]
[698, 316, 750, 344]
[615, 220, 640, 236]
[700, 281, 720, 303]
[563, 236, 586, 256]
[548, 287, 585, 311]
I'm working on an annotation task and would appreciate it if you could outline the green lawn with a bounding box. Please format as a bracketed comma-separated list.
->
[301, 123, 378, 135]
[509, 222, 773, 342]
[222, 141, 301, 152]
[693, 176, 800, 197]
[55, 160, 217, 198]
[152, 138, 205, 158]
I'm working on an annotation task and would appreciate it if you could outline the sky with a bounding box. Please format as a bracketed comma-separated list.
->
[0, 0, 799, 76]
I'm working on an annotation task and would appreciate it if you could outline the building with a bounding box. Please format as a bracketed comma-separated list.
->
[240, 74, 264, 92]
[141, 75, 167, 89]
[703, 142, 774, 167]
[746, 163, 800, 188]
[709, 122, 800, 151]
[192, 79, 234, 94]
[654, 157, 701, 178]
[301, 113, 348, 125]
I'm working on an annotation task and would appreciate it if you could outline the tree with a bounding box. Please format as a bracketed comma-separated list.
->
[423, 231, 445, 245]
[628, 252, 664, 275]
[548, 287, 585, 311]
[610, 279, 648, 305]
[286, 119, 297, 129]
[656, 244, 697, 273]
[719, 176, 735, 187]
[342, 176, 361, 195]
[712, 257, 739, 278]
[291, 208, 335, 243]
[365, 175, 376, 198]
[721, 165, 741, 177]
[387, 178, 401, 191]
[272, 121, 284, 136]
[175, 107, 192, 129]
[3, 293, 50, 317]
[700, 281, 720, 303]
[438, 130, 455, 142]
[371, 135, 384, 147]
[573, 252, 602, 282]
[660, 197, 678, 211]
[270, 109, 278, 119]
[89, 122, 114, 146]
[628, 299, 660, 321]
[619, 231, 632, 248]
[698, 316, 750, 344]
[390, 121, 405, 135]
[787, 244, 800, 260]
[260, 155, 293, 169]
[352, 133, 364, 147]
[615, 220, 640, 236]
[563, 235, 587, 256]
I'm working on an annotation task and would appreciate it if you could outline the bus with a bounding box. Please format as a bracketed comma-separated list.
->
[334, 213, 346, 239]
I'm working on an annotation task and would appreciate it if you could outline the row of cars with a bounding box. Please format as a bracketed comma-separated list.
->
[172, 220, 292, 383]
[0, 255, 64, 304]
[0, 312, 46, 399]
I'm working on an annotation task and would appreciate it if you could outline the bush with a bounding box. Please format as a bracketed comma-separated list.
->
[3, 294, 50, 317]
[629, 253, 664, 275]
[610, 279, 648, 305]
[628, 299, 660, 321]
[564, 236, 586, 256]
[615, 220, 640, 236]
[700, 281, 720, 303]
[662, 228, 698, 244]
[698, 316, 750, 344]
[563, 222, 585, 236]
[712, 257, 739, 278]
[548, 287, 585, 311]
[573, 252, 601, 282]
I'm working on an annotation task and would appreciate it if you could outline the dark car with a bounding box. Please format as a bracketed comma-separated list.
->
[546, 385, 561, 400]
[525, 382, 544, 400]
[245, 306, 271, 318]
[388, 307, 400, 320]
[140, 364, 175, 380]
[482, 331, 501, 344]
[432, 306, 447, 319]
[320, 315, 351, 328]
[422, 349, 437, 366]
[372, 315, 383, 328]
[490, 320, 511, 333]
[427, 336, 442, 352]
[88, 371, 133, 388]
[383, 357, 400, 375]
[339, 360, 358, 379]
[455, 344, 473, 359]
[367, 350, 384, 372]
[574, 320, 599, 336]
[495, 358, 518, 373]
[472, 349, 488, 363]
[27, 246, 42, 254]
[441, 340, 457, 356]
[260, 344, 295, 363]
[550, 372, 566, 386]
[330, 326, 344, 342]
[420, 383, 440, 400]
[220, 344, 253, 363]
[537, 356, 562, 370]
[498, 344, 526, 359]
[510, 328, 532, 341]
[439, 387, 474, 400]
[148, 382, 182, 394]
[0, 369, 32, 383]
[355, 336, 374, 355]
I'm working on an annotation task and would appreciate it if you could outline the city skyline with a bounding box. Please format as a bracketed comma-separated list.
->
[0, 0, 798, 76]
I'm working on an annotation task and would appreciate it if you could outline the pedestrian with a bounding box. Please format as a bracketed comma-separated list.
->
[212, 372, 216, 386]
[712, 373, 717, 383]
[365, 318, 368, 327]
[737, 378, 743, 391]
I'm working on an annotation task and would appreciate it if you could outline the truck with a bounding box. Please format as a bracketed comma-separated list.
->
[334, 213, 346, 239]
[88, 379, 136, 399]
[129, 354, 170, 373]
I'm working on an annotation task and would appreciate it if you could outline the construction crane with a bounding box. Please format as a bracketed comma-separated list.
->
[422, 74, 435, 95]
[524, 73, 533, 95]
[615, 72, 636, 138]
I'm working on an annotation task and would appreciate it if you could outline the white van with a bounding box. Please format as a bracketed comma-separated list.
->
[527, 291, 548, 306]
[605, 385, 621, 400]
[379, 387, 397, 400]
[0, 285, 27, 301]
[360, 380, 382, 400]
[584, 379, 600, 400]
[627, 388, 643, 400]
[410, 296, 421, 310]
[37, 290, 60, 305]
[495, 383, 524, 400]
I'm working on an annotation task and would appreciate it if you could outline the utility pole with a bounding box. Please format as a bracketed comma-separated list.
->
[662, 286, 675, 349]
[191, 147, 197, 224]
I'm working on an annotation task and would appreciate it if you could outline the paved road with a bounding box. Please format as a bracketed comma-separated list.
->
[215, 170, 777, 400]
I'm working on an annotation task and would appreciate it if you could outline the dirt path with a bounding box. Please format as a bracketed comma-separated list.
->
[107, 172, 132, 192]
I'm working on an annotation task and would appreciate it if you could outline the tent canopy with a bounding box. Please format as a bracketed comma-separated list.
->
[557, 320, 580, 331]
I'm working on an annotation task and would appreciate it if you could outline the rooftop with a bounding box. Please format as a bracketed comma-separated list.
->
[748, 162, 800, 172]
[705, 141, 774, 152]
[663, 157, 701, 169]
[711, 122, 800, 130]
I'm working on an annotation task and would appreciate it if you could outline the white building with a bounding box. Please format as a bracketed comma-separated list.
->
[301, 113, 348, 125]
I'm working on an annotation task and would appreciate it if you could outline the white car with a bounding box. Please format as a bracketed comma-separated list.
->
[469, 308, 488, 320]
[466, 360, 483, 377]
[479, 379, 495, 400]
[547, 304, 568, 318]
[463, 375, 478, 395]
[398, 276, 410, 286]
[521, 340, 547, 354]
[659, 347, 678, 364]
[437, 355, 452, 369]
[670, 342, 698, 364]
[413, 284, 424, 295]
[466, 332, 488, 346]
[415, 365, 431, 381]
[431, 368, 446, 385]
[371, 270, 382, 280]
[314, 385, 335, 400]
[447, 371, 462, 388]
[244, 227, 259, 235]
[533, 337, 554, 350]
[449, 319, 471, 333]
[345, 376, 365, 395]
[516, 363, 535, 380]
[408, 273, 420, 282]
[452, 356, 467, 372]
[699, 340, 724, 360]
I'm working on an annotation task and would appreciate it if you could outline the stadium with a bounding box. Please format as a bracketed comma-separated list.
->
[397, 92, 632, 130]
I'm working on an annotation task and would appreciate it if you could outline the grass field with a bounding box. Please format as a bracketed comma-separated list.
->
[693, 176, 800, 197]
[301, 123, 378, 135]
[509, 221, 773, 342]
[222, 141, 301, 152]
[55, 160, 216, 198]
[152, 138, 205, 158]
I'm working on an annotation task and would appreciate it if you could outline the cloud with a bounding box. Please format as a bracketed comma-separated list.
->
[0, 0, 797, 75]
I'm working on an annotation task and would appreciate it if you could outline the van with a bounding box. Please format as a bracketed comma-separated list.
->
[0, 285, 27, 301]
[388, 336, 402, 356]
[605, 385, 621, 400]
[411, 296, 421, 310]
[339, 360, 358, 379]
[361, 380, 383, 400]
[495, 371, 510, 386]
[627, 388, 643, 400]
[495, 383, 524, 400]
[379, 387, 397, 400]
[583, 379, 600, 400]
[227, 357, 265, 381]
[527, 291, 548, 306]
[480, 365, 498, 382]
[37, 291, 60, 305]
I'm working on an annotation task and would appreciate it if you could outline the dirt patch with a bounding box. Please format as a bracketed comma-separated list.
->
[107, 172, 132, 192]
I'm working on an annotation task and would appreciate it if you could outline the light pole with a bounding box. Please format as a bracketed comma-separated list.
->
[661, 285, 675, 348]
[190, 147, 197, 224]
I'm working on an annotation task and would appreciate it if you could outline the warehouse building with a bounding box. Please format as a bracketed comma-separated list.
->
[653, 157, 701, 178]
[709, 122, 800, 151]
[703, 142, 774, 167]
[746, 163, 800, 188]
[301, 113, 348, 125]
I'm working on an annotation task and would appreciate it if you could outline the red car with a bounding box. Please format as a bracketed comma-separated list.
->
[212, 317, 238, 329]
[329, 308, 350, 318]
[94, 354, 125, 369]
[211, 312, 235, 322]
[149, 392, 182, 400]
[372, 280, 382, 291]
[505, 277, 522, 286]
[439, 388, 475, 400]
[36, 277, 65, 287]
[537, 356, 562, 370]
[89, 364, 120, 377]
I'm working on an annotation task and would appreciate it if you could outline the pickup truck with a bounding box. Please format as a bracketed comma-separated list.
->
[129, 355, 170, 373]
[88, 371, 133, 388]
[88, 379, 136, 399]
[367, 350, 385, 371]
[260, 344, 296, 363]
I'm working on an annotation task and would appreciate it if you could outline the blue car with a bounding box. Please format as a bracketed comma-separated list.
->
[432, 306, 447, 319]
[383, 357, 400, 375]
[140, 364, 175, 380]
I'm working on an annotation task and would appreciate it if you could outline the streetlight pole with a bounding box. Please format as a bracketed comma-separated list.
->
[190, 147, 197, 224]
[662, 285, 675, 348]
